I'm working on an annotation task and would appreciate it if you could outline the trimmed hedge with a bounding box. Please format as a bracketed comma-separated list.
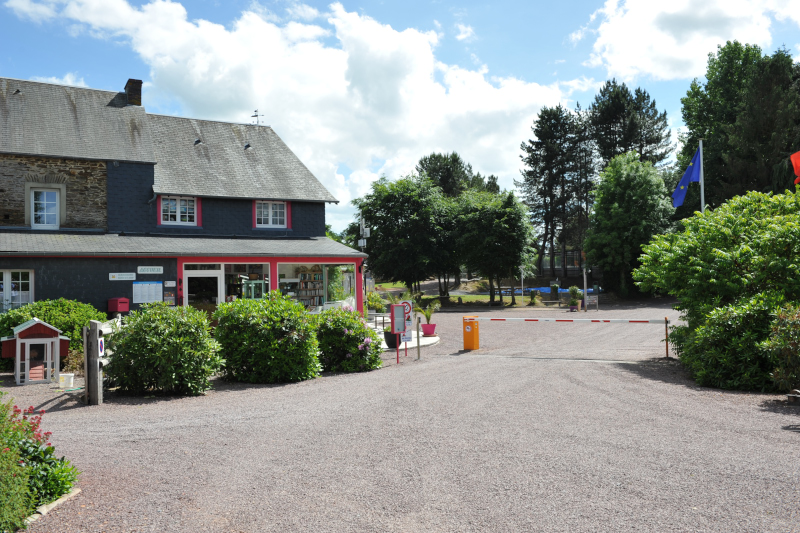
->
[316, 307, 382, 373]
[105, 303, 223, 395]
[214, 293, 321, 383]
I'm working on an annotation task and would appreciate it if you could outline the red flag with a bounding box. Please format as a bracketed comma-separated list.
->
[792, 151, 800, 184]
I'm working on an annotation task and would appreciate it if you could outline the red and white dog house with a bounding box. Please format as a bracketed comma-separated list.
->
[1, 318, 69, 385]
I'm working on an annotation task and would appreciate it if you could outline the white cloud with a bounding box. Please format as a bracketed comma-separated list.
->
[10, 0, 571, 230]
[455, 23, 475, 41]
[31, 72, 87, 87]
[286, 2, 320, 21]
[4, 0, 57, 22]
[578, 0, 800, 81]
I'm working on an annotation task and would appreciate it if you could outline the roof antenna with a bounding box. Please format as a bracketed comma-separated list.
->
[251, 109, 265, 125]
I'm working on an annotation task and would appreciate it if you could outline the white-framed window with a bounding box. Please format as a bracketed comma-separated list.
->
[162, 196, 196, 225]
[256, 201, 286, 228]
[31, 189, 59, 229]
[0, 270, 33, 312]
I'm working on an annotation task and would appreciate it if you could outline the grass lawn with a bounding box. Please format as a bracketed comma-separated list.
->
[374, 281, 407, 290]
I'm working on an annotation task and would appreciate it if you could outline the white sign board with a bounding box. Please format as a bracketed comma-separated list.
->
[586, 295, 599, 310]
[390, 304, 405, 334]
[132, 281, 163, 304]
[164, 281, 177, 288]
[401, 300, 413, 343]
[109, 273, 136, 281]
[137, 266, 164, 275]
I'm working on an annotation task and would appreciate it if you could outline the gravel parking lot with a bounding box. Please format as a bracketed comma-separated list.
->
[4, 299, 799, 532]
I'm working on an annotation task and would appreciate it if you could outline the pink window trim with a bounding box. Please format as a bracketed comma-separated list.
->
[252, 200, 257, 229]
[156, 195, 161, 226]
[195, 198, 202, 227]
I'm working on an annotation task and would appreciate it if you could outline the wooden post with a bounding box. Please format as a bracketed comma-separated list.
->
[665, 317, 669, 359]
[416, 317, 421, 360]
[86, 320, 103, 405]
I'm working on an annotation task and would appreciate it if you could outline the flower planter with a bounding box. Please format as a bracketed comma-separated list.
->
[421, 323, 437, 337]
[384, 331, 399, 349]
[569, 306, 578, 312]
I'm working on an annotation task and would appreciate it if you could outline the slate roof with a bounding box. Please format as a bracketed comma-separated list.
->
[0, 77, 338, 203]
[0, 78, 155, 163]
[149, 115, 337, 202]
[0, 232, 366, 258]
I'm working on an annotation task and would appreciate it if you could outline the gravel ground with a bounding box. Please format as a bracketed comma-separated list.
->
[3, 299, 799, 532]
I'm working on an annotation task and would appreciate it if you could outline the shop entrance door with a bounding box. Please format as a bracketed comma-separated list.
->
[183, 267, 224, 311]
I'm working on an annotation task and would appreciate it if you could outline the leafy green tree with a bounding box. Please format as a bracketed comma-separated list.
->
[353, 176, 440, 292]
[679, 41, 800, 213]
[634, 189, 800, 391]
[416, 152, 473, 197]
[460, 191, 533, 303]
[517, 104, 574, 277]
[590, 79, 672, 167]
[584, 152, 673, 296]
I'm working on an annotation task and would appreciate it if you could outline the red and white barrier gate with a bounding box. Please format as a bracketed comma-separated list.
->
[462, 316, 671, 357]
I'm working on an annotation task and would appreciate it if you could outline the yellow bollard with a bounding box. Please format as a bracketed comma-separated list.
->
[463, 316, 479, 350]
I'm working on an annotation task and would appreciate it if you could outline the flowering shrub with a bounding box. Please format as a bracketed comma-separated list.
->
[105, 303, 223, 395]
[316, 307, 382, 373]
[761, 303, 800, 392]
[214, 293, 321, 383]
[0, 392, 78, 529]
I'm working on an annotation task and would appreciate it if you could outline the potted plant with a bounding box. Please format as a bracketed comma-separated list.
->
[568, 285, 582, 312]
[414, 300, 441, 336]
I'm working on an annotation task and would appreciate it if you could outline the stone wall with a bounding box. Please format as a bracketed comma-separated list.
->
[0, 154, 107, 229]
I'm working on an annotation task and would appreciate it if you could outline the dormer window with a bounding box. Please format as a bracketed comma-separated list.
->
[255, 201, 286, 228]
[161, 196, 197, 226]
[31, 189, 60, 230]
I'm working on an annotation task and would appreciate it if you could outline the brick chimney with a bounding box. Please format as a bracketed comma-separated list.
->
[124, 78, 142, 106]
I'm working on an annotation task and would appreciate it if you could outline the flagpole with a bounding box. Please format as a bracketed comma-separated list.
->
[699, 139, 705, 213]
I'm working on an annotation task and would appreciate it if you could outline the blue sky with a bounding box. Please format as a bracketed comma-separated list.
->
[2, 0, 799, 231]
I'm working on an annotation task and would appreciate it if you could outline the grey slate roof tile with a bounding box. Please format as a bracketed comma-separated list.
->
[149, 114, 337, 202]
[0, 77, 338, 203]
[0, 78, 155, 163]
[0, 232, 366, 258]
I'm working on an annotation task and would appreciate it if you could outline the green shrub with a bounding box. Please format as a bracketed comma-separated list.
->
[0, 298, 106, 354]
[316, 307, 382, 373]
[678, 293, 781, 391]
[0, 445, 31, 532]
[105, 303, 223, 395]
[0, 391, 78, 522]
[635, 189, 800, 390]
[214, 293, 321, 383]
[17, 438, 78, 507]
[761, 303, 800, 392]
[366, 291, 385, 312]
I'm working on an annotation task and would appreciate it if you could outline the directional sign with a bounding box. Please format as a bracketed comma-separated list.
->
[401, 300, 413, 342]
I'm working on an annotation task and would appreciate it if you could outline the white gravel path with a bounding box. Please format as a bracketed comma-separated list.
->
[3, 299, 798, 532]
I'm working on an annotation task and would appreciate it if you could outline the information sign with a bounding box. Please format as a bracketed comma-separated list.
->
[137, 266, 164, 275]
[132, 281, 163, 304]
[390, 304, 405, 334]
[586, 295, 599, 310]
[109, 273, 136, 281]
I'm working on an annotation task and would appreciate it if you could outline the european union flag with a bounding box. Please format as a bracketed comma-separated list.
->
[672, 148, 702, 208]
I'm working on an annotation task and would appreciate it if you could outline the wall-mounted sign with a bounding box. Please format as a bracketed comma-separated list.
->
[137, 266, 164, 275]
[133, 281, 163, 304]
[109, 273, 136, 281]
[163, 290, 176, 306]
[164, 281, 176, 288]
